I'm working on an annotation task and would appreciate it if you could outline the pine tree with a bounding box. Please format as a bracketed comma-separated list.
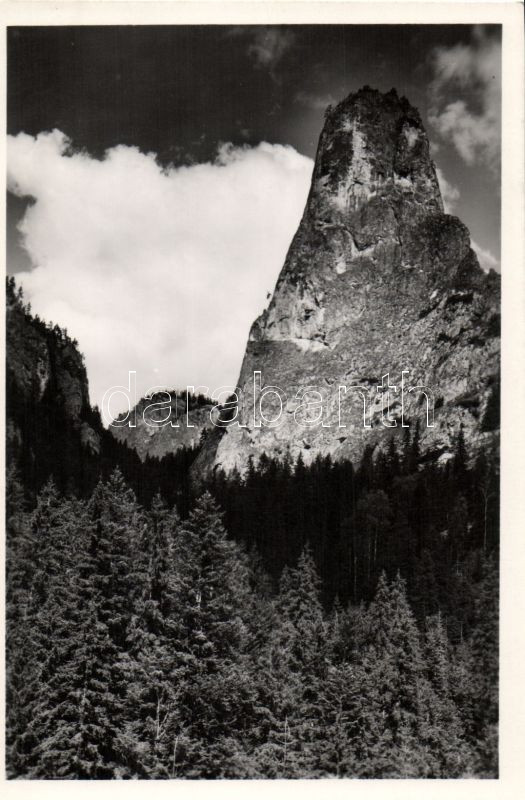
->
[315, 660, 361, 776]
[27, 541, 100, 777]
[314, 598, 364, 776]
[121, 494, 185, 777]
[25, 470, 148, 778]
[166, 492, 258, 778]
[351, 573, 435, 777]
[422, 613, 474, 776]
[465, 557, 499, 776]
[6, 480, 86, 776]
[256, 546, 328, 777]
[75, 469, 148, 777]
[5, 469, 34, 777]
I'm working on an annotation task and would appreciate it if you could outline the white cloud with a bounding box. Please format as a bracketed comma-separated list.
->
[471, 239, 500, 273]
[428, 27, 501, 171]
[8, 131, 313, 414]
[435, 167, 460, 213]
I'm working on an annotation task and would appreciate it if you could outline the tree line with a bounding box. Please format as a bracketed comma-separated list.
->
[205, 428, 499, 640]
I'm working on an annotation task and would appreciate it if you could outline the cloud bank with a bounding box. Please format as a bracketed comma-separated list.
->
[428, 27, 501, 171]
[8, 131, 313, 414]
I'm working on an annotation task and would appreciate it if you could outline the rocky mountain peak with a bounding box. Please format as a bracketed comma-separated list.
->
[249, 88, 482, 351]
[194, 87, 500, 476]
[311, 86, 443, 224]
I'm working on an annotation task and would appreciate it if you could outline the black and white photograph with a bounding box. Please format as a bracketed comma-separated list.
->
[3, 1, 523, 786]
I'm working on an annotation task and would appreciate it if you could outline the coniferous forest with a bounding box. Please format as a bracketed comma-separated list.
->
[6, 279, 499, 778]
[6, 444, 499, 778]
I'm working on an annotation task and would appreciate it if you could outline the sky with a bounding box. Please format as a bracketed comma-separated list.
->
[6, 25, 501, 414]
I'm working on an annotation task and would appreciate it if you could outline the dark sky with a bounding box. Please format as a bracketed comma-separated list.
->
[7, 25, 493, 159]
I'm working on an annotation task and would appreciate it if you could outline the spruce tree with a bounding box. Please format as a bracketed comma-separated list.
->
[5, 470, 34, 777]
[352, 573, 434, 777]
[422, 613, 474, 776]
[26, 470, 147, 778]
[6, 480, 86, 776]
[166, 492, 257, 777]
[122, 494, 185, 777]
[466, 557, 499, 776]
[257, 546, 328, 777]
[315, 660, 361, 776]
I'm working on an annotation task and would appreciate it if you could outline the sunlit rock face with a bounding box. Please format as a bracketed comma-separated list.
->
[201, 87, 501, 475]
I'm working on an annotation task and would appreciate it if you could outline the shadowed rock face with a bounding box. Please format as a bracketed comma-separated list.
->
[202, 87, 500, 475]
[111, 393, 214, 461]
[6, 286, 101, 455]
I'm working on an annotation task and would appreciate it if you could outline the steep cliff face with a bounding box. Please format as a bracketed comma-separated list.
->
[111, 392, 214, 460]
[6, 279, 200, 504]
[205, 87, 500, 474]
[6, 279, 101, 457]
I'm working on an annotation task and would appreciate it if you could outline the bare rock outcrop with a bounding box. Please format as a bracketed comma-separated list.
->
[204, 87, 500, 475]
[111, 392, 214, 461]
